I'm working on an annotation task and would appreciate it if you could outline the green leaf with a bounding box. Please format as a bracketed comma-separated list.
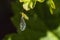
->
[19, 0, 36, 11]
[37, 0, 45, 3]
[46, 0, 56, 15]
[23, 2, 30, 11]
[28, 0, 36, 9]
[47, 0, 56, 9]
[53, 25, 60, 37]
[19, 0, 30, 3]
[50, 7, 53, 15]
[40, 31, 59, 40]
[3, 34, 16, 40]
[50, 0, 56, 9]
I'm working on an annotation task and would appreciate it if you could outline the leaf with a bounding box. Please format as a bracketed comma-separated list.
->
[53, 25, 60, 37]
[19, 0, 30, 3]
[49, 0, 56, 9]
[46, 0, 56, 15]
[50, 7, 53, 15]
[40, 31, 59, 40]
[7, 37, 12, 40]
[29, 1, 33, 9]
[19, 0, 37, 11]
[3, 34, 14, 40]
[37, 0, 45, 3]
[47, 0, 56, 9]
[23, 2, 30, 11]
[28, 0, 36, 9]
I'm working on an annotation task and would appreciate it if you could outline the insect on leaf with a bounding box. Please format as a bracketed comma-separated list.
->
[20, 17, 26, 31]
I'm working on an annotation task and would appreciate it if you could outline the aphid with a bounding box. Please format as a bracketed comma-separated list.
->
[20, 16, 26, 31]
[21, 12, 29, 20]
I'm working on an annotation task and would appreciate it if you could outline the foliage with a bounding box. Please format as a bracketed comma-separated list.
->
[3, 0, 60, 40]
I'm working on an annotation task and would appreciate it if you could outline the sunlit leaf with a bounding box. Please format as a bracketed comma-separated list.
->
[28, 0, 36, 9]
[40, 31, 59, 40]
[37, 0, 45, 3]
[46, 0, 56, 15]
[47, 0, 56, 9]
[19, 0, 31, 11]
[50, 0, 56, 9]
[19, 0, 23, 2]
[23, 2, 30, 11]
[19, 0, 37, 11]
[3, 34, 13, 40]
[29, 1, 33, 9]
[53, 25, 60, 37]
[19, 0, 30, 3]
[50, 7, 53, 15]
[8, 36, 12, 40]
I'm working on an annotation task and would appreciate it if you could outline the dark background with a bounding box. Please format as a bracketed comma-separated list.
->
[0, 0, 17, 40]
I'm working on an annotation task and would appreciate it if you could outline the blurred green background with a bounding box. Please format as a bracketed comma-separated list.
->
[3, 0, 60, 40]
